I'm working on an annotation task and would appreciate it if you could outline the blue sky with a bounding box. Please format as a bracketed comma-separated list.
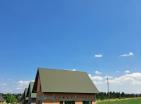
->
[0, 0, 141, 93]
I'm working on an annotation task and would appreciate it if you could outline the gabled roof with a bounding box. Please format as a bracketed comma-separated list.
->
[24, 88, 28, 98]
[20, 88, 28, 101]
[33, 67, 99, 93]
[26, 82, 36, 98]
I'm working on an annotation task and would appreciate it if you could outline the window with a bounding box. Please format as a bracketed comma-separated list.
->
[60, 101, 63, 104]
[65, 101, 75, 104]
[83, 101, 92, 104]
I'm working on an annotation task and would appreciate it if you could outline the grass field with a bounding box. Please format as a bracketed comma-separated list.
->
[97, 97, 141, 104]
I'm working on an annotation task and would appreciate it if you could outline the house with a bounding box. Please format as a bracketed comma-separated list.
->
[26, 82, 36, 104]
[0, 94, 4, 104]
[33, 68, 99, 104]
[20, 88, 28, 104]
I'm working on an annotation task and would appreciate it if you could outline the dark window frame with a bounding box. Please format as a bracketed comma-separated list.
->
[60, 101, 63, 104]
[83, 101, 92, 104]
[64, 101, 75, 104]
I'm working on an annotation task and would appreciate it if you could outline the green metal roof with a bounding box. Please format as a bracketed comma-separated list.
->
[35, 68, 99, 93]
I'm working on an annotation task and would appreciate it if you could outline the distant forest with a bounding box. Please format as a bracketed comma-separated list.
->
[96, 92, 141, 100]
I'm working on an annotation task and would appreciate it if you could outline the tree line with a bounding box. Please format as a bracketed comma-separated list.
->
[0, 93, 21, 103]
[96, 92, 141, 100]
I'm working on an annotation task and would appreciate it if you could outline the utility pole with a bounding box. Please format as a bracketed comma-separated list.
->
[107, 77, 110, 103]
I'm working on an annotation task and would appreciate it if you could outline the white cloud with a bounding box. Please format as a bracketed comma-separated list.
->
[95, 70, 102, 75]
[120, 52, 134, 57]
[16, 80, 32, 92]
[125, 70, 131, 74]
[1, 71, 141, 94]
[94, 54, 103, 58]
[18, 80, 30, 86]
[89, 72, 141, 94]
[72, 69, 76, 71]
[89, 74, 104, 85]
[104, 76, 113, 79]
[0, 79, 30, 93]
[89, 74, 104, 81]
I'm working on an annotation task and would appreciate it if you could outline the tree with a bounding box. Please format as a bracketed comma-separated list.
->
[4, 94, 18, 104]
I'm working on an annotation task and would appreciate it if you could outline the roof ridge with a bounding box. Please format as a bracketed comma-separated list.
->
[37, 67, 86, 73]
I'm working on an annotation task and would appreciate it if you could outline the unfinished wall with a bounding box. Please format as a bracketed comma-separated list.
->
[75, 102, 82, 104]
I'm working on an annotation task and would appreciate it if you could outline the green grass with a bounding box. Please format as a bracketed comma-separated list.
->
[97, 98, 141, 104]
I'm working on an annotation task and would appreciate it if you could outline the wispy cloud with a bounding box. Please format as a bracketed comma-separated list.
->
[72, 69, 76, 71]
[16, 80, 34, 92]
[125, 70, 131, 74]
[95, 70, 102, 75]
[120, 52, 134, 57]
[94, 54, 103, 58]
